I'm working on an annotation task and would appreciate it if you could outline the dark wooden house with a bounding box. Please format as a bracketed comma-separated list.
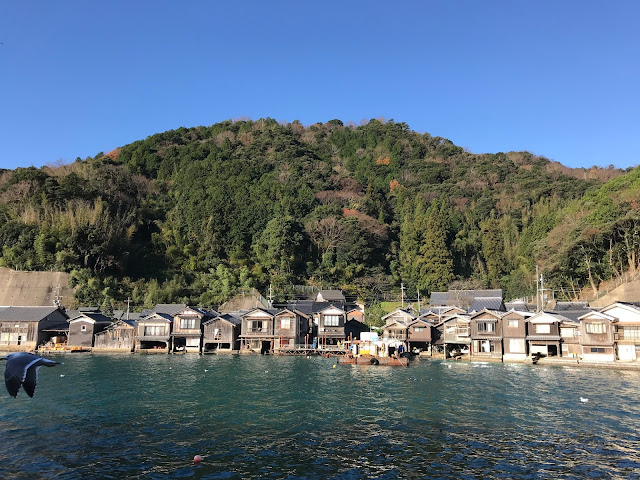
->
[344, 318, 370, 342]
[579, 310, 616, 362]
[442, 314, 471, 357]
[559, 317, 581, 358]
[134, 313, 173, 353]
[501, 310, 532, 362]
[406, 318, 432, 352]
[274, 308, 311, 350]
[470, 309, 504, 361]
[67, 311, 113, 349]
[526, 312, 563, 357]
[171, 307, 213, 353]
[317, 305, 347, 347]
[202, 312, 242, 352]
[0, 306, 69, 352]
[240, 307, 277, 353]
[600, 302, 640, 362]
[93, 319, 137, 352]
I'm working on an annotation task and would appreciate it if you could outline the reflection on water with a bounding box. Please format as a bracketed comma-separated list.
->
[1, 355, 640, 479]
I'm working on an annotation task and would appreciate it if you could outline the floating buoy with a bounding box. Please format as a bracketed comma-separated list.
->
[580, 397, 589, 403]
[204, 369, 208, 372]
[194, 455, 203, 463]
[333, 365, 337, 368]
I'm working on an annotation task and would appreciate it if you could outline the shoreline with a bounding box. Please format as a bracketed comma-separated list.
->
[5, 346, 640, 371]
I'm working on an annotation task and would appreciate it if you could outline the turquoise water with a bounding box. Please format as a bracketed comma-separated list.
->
[1, 355, 640, 479]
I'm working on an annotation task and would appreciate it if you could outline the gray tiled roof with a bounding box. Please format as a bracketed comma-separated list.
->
[138, 312, 174, 322]
[554, 302, 590, 311]
[0, 306, 65, 322]
[316, 290, 346, 302]
[153, 304, 188, 316]
[203, 312, 242, 326]
[431, 290, 503, 307]
[505, 301, 530, 312]
[555, 309, 593, 322]
[286, 300, 354, 315]
[67, 311, 113, 323]
[470, 297, 506, 313]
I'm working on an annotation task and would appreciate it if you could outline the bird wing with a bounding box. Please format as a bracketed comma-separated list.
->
[22, 365, 41, 398]
[4, 354, 40, 398]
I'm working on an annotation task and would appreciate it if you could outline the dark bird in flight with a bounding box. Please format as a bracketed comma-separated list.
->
[2, 352, 62, 397]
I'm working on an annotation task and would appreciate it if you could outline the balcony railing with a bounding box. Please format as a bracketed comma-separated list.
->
[246, 328, 269, 334]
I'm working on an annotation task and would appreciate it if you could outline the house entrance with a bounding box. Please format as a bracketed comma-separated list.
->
[261, 341, 271, 355]
[547, 345, 558, 356]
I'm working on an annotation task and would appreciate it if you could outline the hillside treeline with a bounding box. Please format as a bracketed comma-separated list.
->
[0, 118, 632, 310]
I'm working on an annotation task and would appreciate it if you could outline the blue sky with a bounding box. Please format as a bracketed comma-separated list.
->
[0, 1, 638, 170]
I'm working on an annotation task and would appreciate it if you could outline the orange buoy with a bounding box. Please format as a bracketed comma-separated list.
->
[194, 455, 203, 463]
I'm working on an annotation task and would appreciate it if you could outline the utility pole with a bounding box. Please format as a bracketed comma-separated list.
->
[417, 289, 421, 314]
[401, 283, 405, 309]
[126, 297, 131, 321]
[536, 265, 540, 312]
[53, 284, 62, 308]
[268, 283, 274, 308]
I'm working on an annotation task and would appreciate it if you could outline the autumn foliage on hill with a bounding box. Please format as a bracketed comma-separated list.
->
[0, 117, 632, 308]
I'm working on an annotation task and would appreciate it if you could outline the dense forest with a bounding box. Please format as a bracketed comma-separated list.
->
[0, 118, 634, 313]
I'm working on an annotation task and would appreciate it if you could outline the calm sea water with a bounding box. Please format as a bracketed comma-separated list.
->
[1, 354, 640, 479]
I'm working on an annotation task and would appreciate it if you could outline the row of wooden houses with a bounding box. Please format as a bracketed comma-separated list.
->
[0, 290, 370, 354]
[381, 300, 640, 363]
[1, 287, 639, 363]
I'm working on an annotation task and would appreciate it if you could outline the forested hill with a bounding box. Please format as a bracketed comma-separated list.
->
[0, 118, 629, 310]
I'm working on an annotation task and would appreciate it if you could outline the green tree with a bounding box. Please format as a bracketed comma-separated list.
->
[419, 200, 454, 293]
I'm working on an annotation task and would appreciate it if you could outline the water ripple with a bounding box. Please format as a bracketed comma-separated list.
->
[1, 355, 640, 479]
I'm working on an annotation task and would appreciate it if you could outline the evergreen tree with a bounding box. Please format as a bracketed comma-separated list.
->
[419, 200, 454, 293]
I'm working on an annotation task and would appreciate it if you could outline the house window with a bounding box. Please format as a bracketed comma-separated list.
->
[619, 326, 640, 340]
[474, 340, 495, 353]
[81, 325, 87, 332]
[456, 326, 470, 336]
[324, 315, 340, 327]
[477, 322, 495, 333]
[180, 318, 196, 329]
[586, 323, 605, 334]
[536, 324, 551, 334]
[590, 347, 606, 353]
[250, 320, 265, 332]
[507, 320, 519, 328]
[414, 327, 425, 332]
[560, 328, 575, 338]
[144, 325, 165, 336]
[509, 338, 525, 353]
[280, 317, 292, 329]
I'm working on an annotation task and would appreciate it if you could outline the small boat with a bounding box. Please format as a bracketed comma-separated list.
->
[337, 354, 408, 367]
